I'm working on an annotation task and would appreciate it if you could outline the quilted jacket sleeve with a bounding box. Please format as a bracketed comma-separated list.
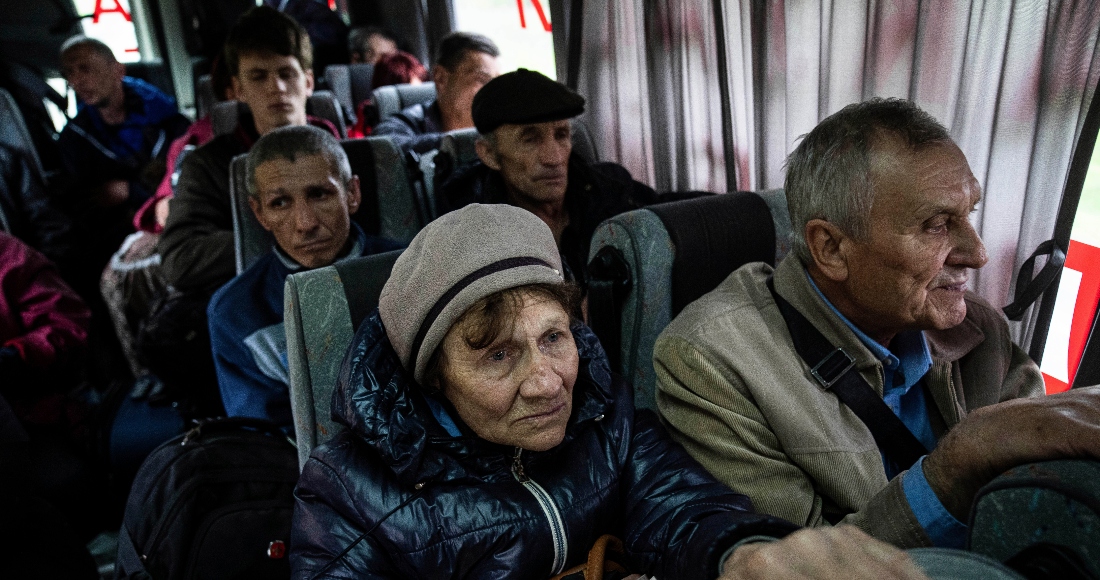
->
[618, 409, 798, 579]
[0, 233, 89, 371]
[291, 453, 398, 580]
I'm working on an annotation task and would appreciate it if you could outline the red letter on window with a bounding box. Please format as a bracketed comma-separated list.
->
[517, 0, 551, 32]
[93, 0, 133, 23]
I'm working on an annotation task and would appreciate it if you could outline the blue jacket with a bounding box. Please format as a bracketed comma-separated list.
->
[59, 76, 190, 207]
[208, 225, 402, 427]
[290, 313, 796, 579]
[373, 100, 444, 154]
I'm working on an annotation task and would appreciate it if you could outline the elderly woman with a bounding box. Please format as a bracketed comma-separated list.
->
[290, 204, 928, 579]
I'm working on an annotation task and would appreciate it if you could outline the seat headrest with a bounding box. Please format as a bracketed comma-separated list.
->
[649, 192, 776, 315]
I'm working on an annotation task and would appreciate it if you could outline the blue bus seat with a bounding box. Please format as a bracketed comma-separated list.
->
[371, 82, 436, 123]
[324, 63, 375, 117]
[284, 249, 402, 468]
[587, 190, 789, 409]
[229, 136, 422, 273]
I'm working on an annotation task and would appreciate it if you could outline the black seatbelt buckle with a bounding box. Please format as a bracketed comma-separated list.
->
[810, 348, 856, 389]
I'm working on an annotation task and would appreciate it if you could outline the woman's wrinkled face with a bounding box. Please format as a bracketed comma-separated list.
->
[437, 292, 578, 451]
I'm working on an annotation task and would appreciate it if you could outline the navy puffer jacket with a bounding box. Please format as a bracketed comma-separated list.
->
[290, 313, 796, 579]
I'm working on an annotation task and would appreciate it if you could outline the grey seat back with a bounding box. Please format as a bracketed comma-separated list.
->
[195, 74, 215, 118]
[371, 82, 436, 122]
[324, 63, 375, 114]
[284, 249, 402, 468]
[212, 91, 347, 138]
[571, 119, 599, 164]
[0, 87, 45, 180]
[587, 190, 789, 409]
[229, 137, 423, 273]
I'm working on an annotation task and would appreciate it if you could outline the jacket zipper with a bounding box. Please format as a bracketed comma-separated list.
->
[511, 447, 567, 575]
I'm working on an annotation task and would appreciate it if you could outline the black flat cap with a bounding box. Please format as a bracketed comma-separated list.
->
[472, 69, 585, 134]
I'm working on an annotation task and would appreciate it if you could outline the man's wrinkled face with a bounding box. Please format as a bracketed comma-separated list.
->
[436, 50, 500, 127]
[232, 51, 314, 136]
[61, 46, 124, 108]
[480, 120, 572, 206]
[839, 139, 988, 339]
[249, 153, 360, 269]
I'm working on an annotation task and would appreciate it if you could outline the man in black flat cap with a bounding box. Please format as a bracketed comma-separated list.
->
[436, 68, 657, 292]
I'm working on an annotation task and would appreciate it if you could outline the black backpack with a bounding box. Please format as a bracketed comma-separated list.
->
[115, 417, 299, 580]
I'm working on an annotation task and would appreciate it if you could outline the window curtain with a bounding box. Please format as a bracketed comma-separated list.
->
[715, 0, 1100, 348]
[575, 0, 728, 193]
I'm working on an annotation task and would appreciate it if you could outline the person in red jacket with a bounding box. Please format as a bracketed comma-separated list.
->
[0, 231, 90, 404]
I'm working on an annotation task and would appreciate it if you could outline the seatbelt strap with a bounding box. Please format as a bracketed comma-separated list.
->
[766, 277, 929, 470]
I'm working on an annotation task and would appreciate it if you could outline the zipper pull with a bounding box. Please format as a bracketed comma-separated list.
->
[511, 447, 528, 482]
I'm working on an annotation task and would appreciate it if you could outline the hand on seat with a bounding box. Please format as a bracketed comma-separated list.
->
[720, 526, 928, 580]
[923, 385, 1100, 519]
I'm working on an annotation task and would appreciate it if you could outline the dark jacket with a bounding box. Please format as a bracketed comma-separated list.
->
[373, 100, 444, 154]
[291, 314, 796, 579]
[437, 155, 658, 289]
[158, 112, 340, 295]
[0, 145, 73, 269]
[58, 77, 190, 208]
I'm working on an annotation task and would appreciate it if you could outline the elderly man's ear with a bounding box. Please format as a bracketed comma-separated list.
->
[804, 218, 851, 282]
[475, 138, 502, 171]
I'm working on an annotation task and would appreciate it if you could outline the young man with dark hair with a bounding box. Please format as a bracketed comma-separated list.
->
[207, 126, 401, 427]
[158, 5, 338, 296]
[374, 32, 501, 153]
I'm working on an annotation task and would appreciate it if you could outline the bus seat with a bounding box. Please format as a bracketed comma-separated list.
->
[324, 63, 375, 116]
[371, 82, 436, 122]
[284, 249, 402, 468]
[212, 91, 347, 138]
[571, 119, 599, 164]
[125, 60, 174, 97]
[587, 191, 785, 409]
[195, 74, 214, 118]
[307, 90, 347, 138]
[0, 87, 46, 181]
[228, 137, 422, 273]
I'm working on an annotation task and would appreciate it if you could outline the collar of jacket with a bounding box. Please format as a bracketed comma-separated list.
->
[330, 312, 616, 488]
[773, 255, 986, 377]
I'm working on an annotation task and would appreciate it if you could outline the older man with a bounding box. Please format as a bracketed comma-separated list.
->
[159, 6, 340, 297]
[654, 98, 1100, 549]
[374, 32, 500, 153]
[437, 69, 657, 290]
[207, 125, 400, 427]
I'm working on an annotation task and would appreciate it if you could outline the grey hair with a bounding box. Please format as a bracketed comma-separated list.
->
[784, 98, 952, 263]
[245, 125, 351, 198]
[60, 35, 118, 64]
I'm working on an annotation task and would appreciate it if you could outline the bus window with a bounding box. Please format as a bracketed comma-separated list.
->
[71, 0, 142, 63]
[1040, 146, 1100, 393]
[453, 0, 556, 78]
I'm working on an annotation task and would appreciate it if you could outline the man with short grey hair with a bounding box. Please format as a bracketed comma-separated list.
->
[207, 125, 401, 427]
[653, 98, 1100, 549]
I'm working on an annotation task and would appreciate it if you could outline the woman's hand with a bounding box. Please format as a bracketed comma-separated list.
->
[720, 526, 928, 580]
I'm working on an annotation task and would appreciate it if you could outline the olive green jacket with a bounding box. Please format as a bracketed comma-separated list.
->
[653, 256, 1044, 548]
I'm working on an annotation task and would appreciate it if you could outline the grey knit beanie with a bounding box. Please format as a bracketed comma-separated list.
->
[378, 204, 564, 384]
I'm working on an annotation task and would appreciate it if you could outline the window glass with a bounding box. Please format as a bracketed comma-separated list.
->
[71, 0, 141, 63]
[1040, 145, 1100, 392]
[453, 0, 556, 79]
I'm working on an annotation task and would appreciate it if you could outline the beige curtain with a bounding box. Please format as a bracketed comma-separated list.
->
[718, 0, 1100, 347]
[575, 0, 728, 193]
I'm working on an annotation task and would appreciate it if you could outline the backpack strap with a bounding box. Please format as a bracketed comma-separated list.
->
[116, 524, 152, 579]
[766, 277, 929, 470]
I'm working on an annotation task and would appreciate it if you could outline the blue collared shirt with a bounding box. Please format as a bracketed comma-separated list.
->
[806, 272, 966, 547]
